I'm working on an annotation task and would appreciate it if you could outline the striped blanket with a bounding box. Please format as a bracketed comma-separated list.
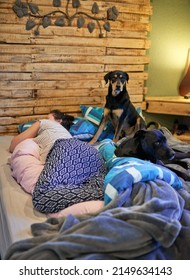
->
[98, 139, 183, 204]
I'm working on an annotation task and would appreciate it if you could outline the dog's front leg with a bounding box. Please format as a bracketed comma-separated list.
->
[113, 125, 123, 143]
[112, 110, 125, 142]
[89, 109, 110, 144]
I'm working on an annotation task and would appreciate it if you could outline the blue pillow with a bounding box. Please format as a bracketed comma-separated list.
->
[69, 118, 114, 141]
[80, 105, 104, 125]
[80, 105, 144, 124]
[79, 105, 144, 142]
[18, 121, 36, 133]
[80, 105, 114, 134]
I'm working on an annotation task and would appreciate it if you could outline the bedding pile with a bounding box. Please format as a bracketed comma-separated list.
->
[6, 117, 190, 260]
[97, 139, 183, 204]
[5, 177, 190, 260]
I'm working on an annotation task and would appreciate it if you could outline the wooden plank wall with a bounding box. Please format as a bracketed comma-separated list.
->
[0, 0, 152, 135]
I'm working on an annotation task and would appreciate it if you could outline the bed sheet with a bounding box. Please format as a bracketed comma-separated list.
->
[0, 136, 46, 259]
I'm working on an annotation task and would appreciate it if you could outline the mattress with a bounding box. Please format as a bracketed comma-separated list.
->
[0, 136, 46, 259]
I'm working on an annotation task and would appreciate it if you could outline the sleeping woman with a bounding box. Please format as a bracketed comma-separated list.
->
[9, 110, 74, 163]
[9, 110, 106, 214]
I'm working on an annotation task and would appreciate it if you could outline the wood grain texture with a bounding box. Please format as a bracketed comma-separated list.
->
[0, 0, 151, 135]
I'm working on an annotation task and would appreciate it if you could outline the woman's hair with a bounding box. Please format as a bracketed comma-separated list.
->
[50, 109, 74, 130]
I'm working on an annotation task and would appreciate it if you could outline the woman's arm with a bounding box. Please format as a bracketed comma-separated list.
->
[9, 121, 41, 153]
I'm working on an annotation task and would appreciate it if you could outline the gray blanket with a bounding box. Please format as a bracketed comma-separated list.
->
[5, 178, 190, 260]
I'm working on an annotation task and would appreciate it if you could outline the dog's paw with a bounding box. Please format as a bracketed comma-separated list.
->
[89, 139, 96, 145]
[178, 161, 190, 169]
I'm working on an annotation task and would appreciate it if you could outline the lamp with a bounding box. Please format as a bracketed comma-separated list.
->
[178, 48, 190, 98]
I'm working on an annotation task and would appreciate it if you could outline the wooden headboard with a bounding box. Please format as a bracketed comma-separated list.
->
[0, 0, 152, 135]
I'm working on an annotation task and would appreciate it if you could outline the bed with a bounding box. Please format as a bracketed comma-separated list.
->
[1, 106, 190, 260]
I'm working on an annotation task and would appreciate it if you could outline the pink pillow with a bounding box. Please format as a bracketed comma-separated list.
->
[11, 139, 44, 194]
[48, 200, 104, 218]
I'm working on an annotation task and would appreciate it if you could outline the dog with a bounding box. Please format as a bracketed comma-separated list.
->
[115, 129, 190, 181]
[89, 70, 146, 144]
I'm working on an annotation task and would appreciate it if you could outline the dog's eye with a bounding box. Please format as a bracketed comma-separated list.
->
[111, 78, 116, 83]
[154, 141, 160, 146]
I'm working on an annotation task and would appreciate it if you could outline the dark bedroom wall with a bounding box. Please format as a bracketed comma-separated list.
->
[144, 0, 190, 129]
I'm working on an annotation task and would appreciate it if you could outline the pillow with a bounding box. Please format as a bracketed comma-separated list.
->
[80, 105, 113, 131]
[18, 117, 82, 134]
[69, 118, 114, 141]
[79, 105, 144, 140]
[10, 139, 44, 194]
[18, 121, 36, 133]
[80, 105, 145, 124]
[48, 200, 104, 218]
[80, 105, 104, 125]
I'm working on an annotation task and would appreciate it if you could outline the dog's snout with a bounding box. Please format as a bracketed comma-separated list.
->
[168, 150, 175, 160]
[116, 78, 121, 85]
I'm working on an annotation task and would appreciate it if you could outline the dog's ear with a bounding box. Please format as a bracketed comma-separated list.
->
[104, 72, 112, 84]
[115, 137, 138, 157]
[158, 128, 164, 134]
[124, 72, 129, 83]
[134, 129, 146, 139]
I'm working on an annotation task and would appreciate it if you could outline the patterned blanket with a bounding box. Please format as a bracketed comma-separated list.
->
[32, 138, 106, 213]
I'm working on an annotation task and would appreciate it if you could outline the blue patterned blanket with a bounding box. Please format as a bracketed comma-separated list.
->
[98, 139, 183, 204]
[32, 138, 106, 213]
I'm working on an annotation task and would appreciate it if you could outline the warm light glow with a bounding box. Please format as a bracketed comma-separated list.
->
[166, 46, 189, 71]
[178, 48, 190, 96]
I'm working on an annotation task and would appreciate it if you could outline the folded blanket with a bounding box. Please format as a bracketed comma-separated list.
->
[98, 139, 183, 204]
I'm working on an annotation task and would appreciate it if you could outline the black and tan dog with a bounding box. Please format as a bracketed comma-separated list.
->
[89, 70, 146, 144]
[115, 129, 190, 180]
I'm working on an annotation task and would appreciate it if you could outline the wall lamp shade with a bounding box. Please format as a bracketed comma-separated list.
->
[179, 49, 190, 97]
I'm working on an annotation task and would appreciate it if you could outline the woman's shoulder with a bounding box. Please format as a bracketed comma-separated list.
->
[39, 119, 69, 132]
[39, 119, 58, 126]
